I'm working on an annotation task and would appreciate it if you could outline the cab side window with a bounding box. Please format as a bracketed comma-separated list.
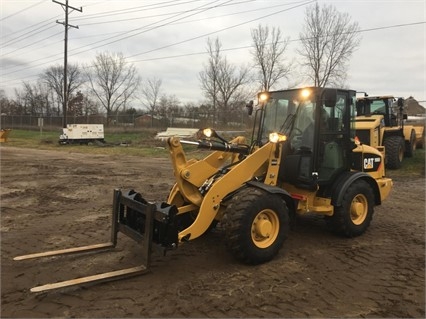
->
[317, 94, 347, 182]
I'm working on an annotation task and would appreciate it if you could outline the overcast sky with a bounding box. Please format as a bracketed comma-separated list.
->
[1, 0, 425, 107]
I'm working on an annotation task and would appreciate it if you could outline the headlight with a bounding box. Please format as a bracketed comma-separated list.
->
[269, 132, 287, 143]
[202, 128, 214, 138]
[301, 88, 311, 99]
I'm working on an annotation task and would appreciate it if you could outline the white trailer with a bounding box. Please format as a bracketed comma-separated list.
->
[59, 124, 105, 144]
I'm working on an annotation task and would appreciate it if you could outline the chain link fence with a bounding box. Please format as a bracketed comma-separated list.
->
[0, 111, 254, 131]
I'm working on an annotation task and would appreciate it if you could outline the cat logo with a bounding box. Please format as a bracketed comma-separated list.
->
[364, 157, 380, 170]
[364, 158, 374, 169]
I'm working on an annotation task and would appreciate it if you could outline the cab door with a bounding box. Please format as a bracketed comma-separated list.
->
[316, 90, 354, 184]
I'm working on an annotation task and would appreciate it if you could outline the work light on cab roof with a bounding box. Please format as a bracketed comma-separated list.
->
[258, 92, 270, 103]
[300, 88, 311, 99]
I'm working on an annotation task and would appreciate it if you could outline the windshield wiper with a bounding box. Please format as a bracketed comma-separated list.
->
[279, 113, 296, 135]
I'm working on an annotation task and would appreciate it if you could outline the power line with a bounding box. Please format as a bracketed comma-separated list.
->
[131, 20, 426, 63]
[76, 0, 257, 26]
[1, 0, 232, 70]
[1, 17, 425, 87]
[2, 16, 60, 42]
[127, 0, 315, 59]
[3, 19, 425, 77]
[354, 21, 426, 34]
[159, 1, 307, 28]
[73, 0, 207, 21]
[0, 0, 311, 83]
[0, 0, 230, 76]
[53, 0, 305, 60]
[1, 0, 125, 45]
[2, 31, 63, 61]
[2, 27, 61, 55]
[1, 0, 258, 65]
[2, 21, 57, 47]
[32, 0, 307, 63]
[0, 0, 45, 22]
[0, 0, 222, 64]
[66, 0, 236, 57]
[66, 0, 290, 40]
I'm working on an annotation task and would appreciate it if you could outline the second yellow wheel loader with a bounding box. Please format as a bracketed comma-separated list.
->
[355, 95, 425, 169]
[15, 87, 393, 292]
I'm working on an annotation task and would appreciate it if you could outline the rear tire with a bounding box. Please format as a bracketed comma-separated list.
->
[222, 187, 289, 264]
[405, 130, 416, 158]
[328, 180, 374, 237]
[384, 136, 405, 169]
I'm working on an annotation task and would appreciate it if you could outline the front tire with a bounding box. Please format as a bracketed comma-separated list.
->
[329, 180, 374, 237]
[222, 187, 289, 264]
[384, 136, 405, 169]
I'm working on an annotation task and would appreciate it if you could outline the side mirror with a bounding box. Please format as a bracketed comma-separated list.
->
[246, 100, 254, 116]
[397, 97, 404, 108]
[321, 88, 337, 107]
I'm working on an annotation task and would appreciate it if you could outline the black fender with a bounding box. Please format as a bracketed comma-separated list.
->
[331, 171, 381, 207]
[246, 181, 296, 216]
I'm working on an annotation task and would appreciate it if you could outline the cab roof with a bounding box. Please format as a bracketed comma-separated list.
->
[357, 95, 396, 101]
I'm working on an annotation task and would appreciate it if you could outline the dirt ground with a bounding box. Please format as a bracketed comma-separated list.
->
[1, 146, 425, 318]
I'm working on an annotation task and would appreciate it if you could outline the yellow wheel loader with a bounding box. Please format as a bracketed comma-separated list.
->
[15, 87, 393, 292]
[355, 95, 425, 169]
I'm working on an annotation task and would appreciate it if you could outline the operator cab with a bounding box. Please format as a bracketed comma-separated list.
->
[257, 87, 356, 188]
[356, 96, 401, 127]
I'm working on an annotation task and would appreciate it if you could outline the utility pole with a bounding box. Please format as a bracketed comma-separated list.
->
[53, 0, 82, 128]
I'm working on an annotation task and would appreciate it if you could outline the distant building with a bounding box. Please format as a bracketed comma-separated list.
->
[405, 97, 425, 116]
[134, 114, 162, 127]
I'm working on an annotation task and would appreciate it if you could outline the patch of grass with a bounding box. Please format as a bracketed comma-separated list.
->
[7, 128, 422, 177]
[1, 128, 213, 159]
[1, 128, 170, 157]
[387, 148, 425, 178]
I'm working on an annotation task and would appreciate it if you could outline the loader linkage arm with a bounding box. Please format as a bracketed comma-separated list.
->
[166, 136, 249, 208]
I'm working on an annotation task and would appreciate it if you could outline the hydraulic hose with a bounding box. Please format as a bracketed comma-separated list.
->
[180, 139, 249, 155]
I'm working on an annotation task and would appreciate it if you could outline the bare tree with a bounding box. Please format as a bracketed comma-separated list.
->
[156, 94, 181, 126]
[19, 81, 50, 116]
[13, 88, 28, 115]
[0, 90, 12, 115]
[251, 24, 292, 91]
[298, 3, 361, 87]
[199, 37, 250, 124]
[140, 77, 162, 127]
[40, 63, 83, 120]
[199, 38, 221, 122]
[86, 52, 141, 125]
[216, 58, 250, 111]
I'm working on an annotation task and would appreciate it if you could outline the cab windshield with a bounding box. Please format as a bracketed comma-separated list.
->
[262, 89, 316, 148]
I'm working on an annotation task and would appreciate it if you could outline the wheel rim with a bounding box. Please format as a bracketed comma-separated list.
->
[251, 209, 280, 248]
[350, 194, 368, 225]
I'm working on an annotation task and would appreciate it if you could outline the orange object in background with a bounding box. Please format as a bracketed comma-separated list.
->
[0, 129, 11, 143]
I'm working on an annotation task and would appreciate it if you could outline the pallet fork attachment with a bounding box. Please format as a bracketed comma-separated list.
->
[14, 189, 179, 293]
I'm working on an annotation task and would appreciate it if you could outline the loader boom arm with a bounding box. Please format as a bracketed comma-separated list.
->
[166, 136, 283, 242]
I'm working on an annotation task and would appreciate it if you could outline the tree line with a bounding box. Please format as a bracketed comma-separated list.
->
[0, 3, 360, 127]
